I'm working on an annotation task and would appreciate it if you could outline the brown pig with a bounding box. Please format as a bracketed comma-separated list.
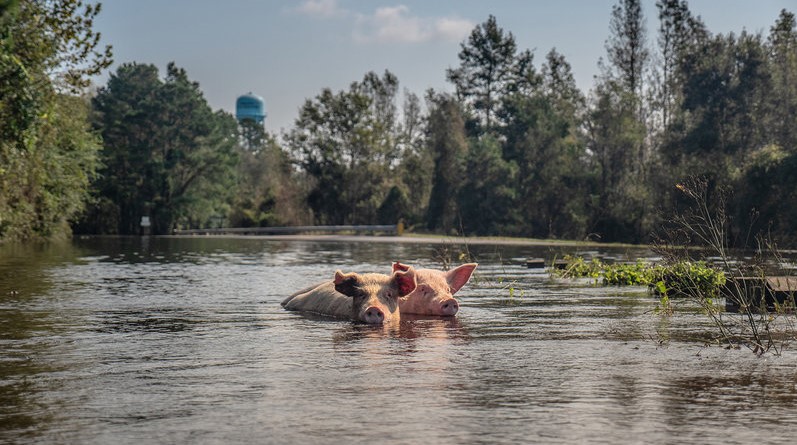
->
[392, 262, 477, 316]
[281, 269, 417, 324]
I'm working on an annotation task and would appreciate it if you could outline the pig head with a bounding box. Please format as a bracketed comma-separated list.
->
[392, 262, 477, 316]
[282, 269, 417, 324]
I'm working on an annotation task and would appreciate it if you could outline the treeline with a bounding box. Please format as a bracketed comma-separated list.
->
[3, 1, 797, 246]
[1, 0, 111, 240]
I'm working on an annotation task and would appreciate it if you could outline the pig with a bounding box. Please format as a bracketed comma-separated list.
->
[281, 268, 417, 324]
[392, 262, 477, 316]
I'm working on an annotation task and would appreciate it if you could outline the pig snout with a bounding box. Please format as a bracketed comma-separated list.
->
[363, 306, 386, 324]
[439, 298, 459, 316]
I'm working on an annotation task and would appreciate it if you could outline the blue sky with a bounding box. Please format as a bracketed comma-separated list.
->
[93, 0, 796, 133]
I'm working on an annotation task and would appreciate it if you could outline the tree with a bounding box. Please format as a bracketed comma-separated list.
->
[229, 121, 310, 228]
[1, 0, 111, 93]
[540, 48, 586, 128]
[734, 144, 797, 243]
[729, 12, 797, 244]
[0, 0, 111, 240]
[601, 0, 650, 172]
[652, 11, 797, 246]
[395, 90, 432, 226]
[458, 135, 519, 235]
[653, 0, 707, 132]
[666, 32, 769, 179]
[86, 62, 239, 235]
[605, 0, 649, 99]
[502, 49, 590, 239]
[286, 70, 409, 225]
[584, 0, 654, 242]
[425, 94, 468, 233]
[586, 80, 648, 242]
[446, 15, 537, 134]
[766, 9, 797, 151]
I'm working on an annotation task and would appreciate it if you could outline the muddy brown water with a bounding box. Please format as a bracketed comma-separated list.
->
[2, 236, 797, 444]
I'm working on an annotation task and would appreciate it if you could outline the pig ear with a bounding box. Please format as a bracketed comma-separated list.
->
[392, 261, 411, 273]
[446, 263, 477, 294]
[334, 270, 360, 297]
[392, 269, 417, 297]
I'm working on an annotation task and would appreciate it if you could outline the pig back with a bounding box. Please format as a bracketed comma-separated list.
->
[281, 280, 327, 307]
[281, 281, 353, 319]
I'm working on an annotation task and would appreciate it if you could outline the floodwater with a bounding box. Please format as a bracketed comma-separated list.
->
[2, 236, 797, 444]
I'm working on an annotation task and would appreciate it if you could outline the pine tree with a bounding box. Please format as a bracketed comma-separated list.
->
[446, 15, 536, 133]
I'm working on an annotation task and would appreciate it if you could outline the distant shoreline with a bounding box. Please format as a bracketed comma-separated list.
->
[165, 233, 644, 248]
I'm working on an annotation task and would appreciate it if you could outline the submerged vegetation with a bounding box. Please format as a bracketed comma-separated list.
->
[553, 255, 725, 299]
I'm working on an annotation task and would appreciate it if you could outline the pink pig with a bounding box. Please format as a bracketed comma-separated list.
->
[282, 269, 417, 324]
[392, 262, 477, 316]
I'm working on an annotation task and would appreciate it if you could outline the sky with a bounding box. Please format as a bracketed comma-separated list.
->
[92, 0, 797, 134]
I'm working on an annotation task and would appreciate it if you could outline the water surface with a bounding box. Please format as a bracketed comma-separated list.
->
[2, 236, 796, 444]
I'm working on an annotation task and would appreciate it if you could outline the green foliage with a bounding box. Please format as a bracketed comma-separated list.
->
[605, 0, 649, 96]
[394, 91, 431, 227]
[1, 95, 102, 239]
[647, 261, 726, 299]
[733, 145, 797, 242]
[554, 255, 725, 298]
[655, 293, 673, 316]
[85, 62, 238, 235]
[602, 260, 651, 286]
[501, 51, 590, 239]
[286, 70, 411, 226]
[728, 10, 797, 243]
[589, 1, 652, 244]
[586, 81, 649, 242]
[671, 31, 769, 170]
[446, 14, 537, 133]
[459, 135, 519, 235]
[654, 0, 707, 131]
[2, 0, 112, 93]
[0, 0, 110, 241]
[766, 10, 797, 149]
[425, 93, 468, 233]
[377, 185, 411, 225]
[555, 255, 603, 279]
[228, 122, 310, 228]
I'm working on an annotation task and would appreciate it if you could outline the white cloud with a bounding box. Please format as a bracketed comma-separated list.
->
[353, 4, 473, 44]
[368, 6, 426, 43]
[434, 17, 474, 42]
[295, 0, 346, 18]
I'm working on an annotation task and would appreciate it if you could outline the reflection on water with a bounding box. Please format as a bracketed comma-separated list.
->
[2, 236, 797, 444]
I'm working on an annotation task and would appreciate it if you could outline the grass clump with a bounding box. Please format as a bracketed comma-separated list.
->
[556, 255, 603, 279]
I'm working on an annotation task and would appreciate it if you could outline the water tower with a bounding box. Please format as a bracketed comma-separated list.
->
[235, 92, 266, 125]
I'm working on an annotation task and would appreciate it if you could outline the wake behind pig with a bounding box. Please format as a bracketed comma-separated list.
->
[281, 268, 417, 324]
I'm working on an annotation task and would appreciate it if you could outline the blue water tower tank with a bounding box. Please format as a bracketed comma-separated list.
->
[236, 92, 266, 125]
